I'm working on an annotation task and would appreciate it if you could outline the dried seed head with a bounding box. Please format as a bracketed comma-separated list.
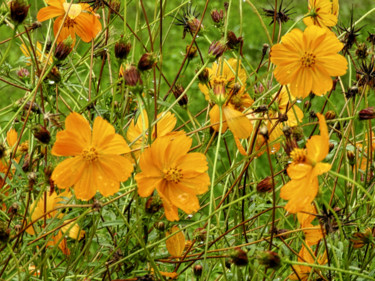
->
[193, 264, 203, 277]
[230, 248, 248, 266]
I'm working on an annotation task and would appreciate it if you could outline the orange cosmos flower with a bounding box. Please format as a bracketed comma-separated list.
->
[26, 190, 85, 255]
[280, 113, 331, 213]
[303, 0, 338, 28]
[51, 112, 133, 200]
[37, 0, 102, 44]
[135, 132, 210, 221]
[199, 58, 253, 139]
[297, 204, 324, 246]
[270, 25, 347, 98]
[165, 225, 186, 257]
[126, 109, 176, 159]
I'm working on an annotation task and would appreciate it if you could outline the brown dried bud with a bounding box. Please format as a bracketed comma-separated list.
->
[28, 172, 37, 186]
[14, 224, 22, 232]
[92, 200, 102, 211]
[115, 36, 131, 60]
[262, 44, 270, 56]
[193, 264, 203, 277]
[356, 43, 368, 60]
[347, 150, 355, 166]
[226, 31, 243, 51]
[33, 125, 51, 144]
[351, 228, 373, 248]
[359, 107, 375, 120]
[325, 110, 336, 120]
[193, 227, 207, 242]
[254, 105, 268, 113]
[211, 9, 224, 24]
[329, 142, 335, 152]
[138, 53, 157, 71]
[173, 84, 188, 106]
[47, 66, 61, 82]
[208, 41, 226, 61]
[8, 203, 19, 215]
[197, 68, 209, 84]
[30, 21, 42, 30]
[122, 64, 142, 87]
[230, 248, 248, 267]
[346, 86, 358, 99]
[257, 176, 274, 193]
[154, 221, 165, 231]
[187, 17, 202, 35]
[278, 113, 288, 122]
[186, 45, 197, 60]
[282, 126, 292, 137]
[145, 196, 163, 214]
[10, 0, 30, 24]
[257, 251, 281, 269]
[54, 37, 73, 61]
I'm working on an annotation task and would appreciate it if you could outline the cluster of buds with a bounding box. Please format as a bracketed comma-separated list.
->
[210, 9, 224, 26]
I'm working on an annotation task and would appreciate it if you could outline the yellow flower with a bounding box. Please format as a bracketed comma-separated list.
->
[26, 190, 84, 255]
[303, 0, 338, 28]
[356, 131, 375, 174]
[198, 58, 253, 139]
[270, 25, 347, 98]
[37, 0, 102, 44]
[135, 132, 210, 221]
[165, 225, 185, 257]
[20, 42, 53, 66]
[289, 244, 327, 280]
[51, 112, 133, 200]
[280, 114, 331, 213]
[297, 204, 324, 246]
[126, 109, 176, 159]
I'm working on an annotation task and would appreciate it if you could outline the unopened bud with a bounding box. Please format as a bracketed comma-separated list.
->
[8, 203, 19, 215]
[259, 126, 269, 140]
[211, 9, 224, 24]
[173, 84, 188, 106]
[186, 45, 197, 60]
[0, 222, 10, 242]
[208, 41, 226, 61]
[54, 37, 73, 61]
[145, 196, 162, 214]
[122, 64, 142, 87]
[230, 248, 248, 266]
[138, 53, 158, 71]
[359, 107, 375, 120]
[329, 142, 335, 152]
[262, 44, 269, 56]
[351, 228, 373, 249]
[257, 251, 281, 269]
[17, 67, 29, 80]
[325, 110, 336, 120]
[347, 150, 355, 166]
[154, 221, 165, 231]
[197, 68, 209, 84]
[10, 0, 29, 24]
[226, 31, 243, 51]
[115, 36, 131, 60]
[109, 0, 121, 13]
[33, 125, 51, 144]
[346, 86, 358, 99]
[257, 176, 273, 193]
[193, 264, 203, 277]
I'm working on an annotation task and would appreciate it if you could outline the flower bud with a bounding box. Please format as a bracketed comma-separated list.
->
[346, 86, 358, 99]
[359, 107, 375, 120]
[121, 64, 143, 87]
[210, 9, 224, 24]
[226, 31, 243, 51]
[256, 176, 273, 193]
[193, 264, 203, 277]
[17, 67, 29, 80]
[10, 0, 29, 24]
[0, 144, 6, 159]
[325, 110, 336, 120]
[262, 43, 269, 56]
[208, 41, 226, 61]
[138, 53, 158, 71]
[173, 84, 188, 106]
[28, 172, 37, 186]
[351, 228, 373, 248]
[259, 126, 269, 140]
[47, 66, 61, 82]
[329, 142, 335, 152]
[54, 37, 73, 61]
[230, 248, 248, 266]
[154, 221, 165, 231]
[145, 196, 162, 214]
[115, 36, 131, 60]
[33, 125, 51, 144]
[197, 68, 209, 84]
[257, 251, 281, 269]
[186, 45, 197, 60]
[347, 150, 355, 166]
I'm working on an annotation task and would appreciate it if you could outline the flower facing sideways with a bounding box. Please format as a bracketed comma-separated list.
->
[37, 0, 102, 44]
[51, 112, 133, 200]
[280, 113, 331, 213]
[303, 0, 338, 28]
[135, 132, 210, 221]
[270, 25, 347, 98]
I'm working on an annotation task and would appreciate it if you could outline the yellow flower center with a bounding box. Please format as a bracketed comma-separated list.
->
[301, 52, 316, 67]
[63, 3, 82, 19]
[164, 167, 182, 183]
[290, 148, 307, 163]
[82, 146, 99, 162]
